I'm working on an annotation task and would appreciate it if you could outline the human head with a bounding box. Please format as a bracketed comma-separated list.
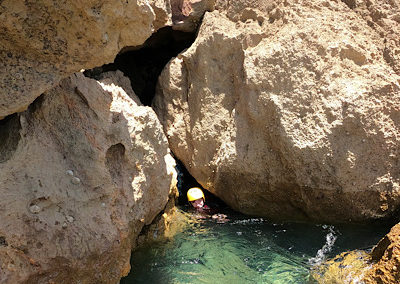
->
[187, 187, 205, 209]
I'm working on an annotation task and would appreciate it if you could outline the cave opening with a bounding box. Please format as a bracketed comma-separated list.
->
[84, 26, 196, 106]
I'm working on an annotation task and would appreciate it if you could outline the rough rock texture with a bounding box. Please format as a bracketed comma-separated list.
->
[171, 0, 215, 32]
[0, 0, 217, 119]
[136, 198, 189, 246]
[0, 0, 163, 118]
[312, 250, 371, 283]
[0, 71, 177, 283]
[341, 0, 400, 75]
[363, 223, 400, 283]
[154, 0, 400, 222]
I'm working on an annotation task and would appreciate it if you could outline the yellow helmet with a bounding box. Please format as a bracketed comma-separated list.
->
[187, 187, 205, 202]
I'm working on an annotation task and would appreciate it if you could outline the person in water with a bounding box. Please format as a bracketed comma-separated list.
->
[187, 187, 209, 211]
[187, 187, 228, 222]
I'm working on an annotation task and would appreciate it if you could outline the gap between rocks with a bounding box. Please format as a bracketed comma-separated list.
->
[84, 24, 226, 208]
[84, 26, 196, 106]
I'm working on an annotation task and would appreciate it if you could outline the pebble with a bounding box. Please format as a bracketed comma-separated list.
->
[101, 202, 106, 207]
[66, 170, 74, 176]
[62, 222, 68, 229]
[66, 215, 74, 223]
[71, 177, 81, 185]
[29, 204, 41, 214]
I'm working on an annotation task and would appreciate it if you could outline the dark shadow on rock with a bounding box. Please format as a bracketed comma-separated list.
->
[85, 27, 196, 106]
[0, 113, 21, 163]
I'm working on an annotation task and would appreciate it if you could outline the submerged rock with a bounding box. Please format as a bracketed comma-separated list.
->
[0, 71, 177, 283]
[154, 0, 400, 222]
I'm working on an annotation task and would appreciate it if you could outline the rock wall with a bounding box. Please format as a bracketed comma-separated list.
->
[154, 0, 400, 222]
[0, 71, 177, 283]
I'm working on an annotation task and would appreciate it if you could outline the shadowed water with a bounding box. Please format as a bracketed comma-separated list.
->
[122, 209, 390, 284]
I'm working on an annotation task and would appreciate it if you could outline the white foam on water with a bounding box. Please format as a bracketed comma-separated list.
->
[308, 226, 337, 266]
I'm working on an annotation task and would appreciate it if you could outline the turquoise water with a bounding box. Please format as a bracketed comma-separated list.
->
[121, 209, 390, 284]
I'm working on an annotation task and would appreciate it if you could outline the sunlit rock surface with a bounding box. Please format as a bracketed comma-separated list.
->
[311, 250, 372, 283]
[171, 0, 216, 32]
[0, 0, 217, 119]
[0, 0, 169, 118]
[154, 0, 400, 222]
[343, 0, 400, 75]
[363, 223, 400, 283]
[0, 71, 177, 283]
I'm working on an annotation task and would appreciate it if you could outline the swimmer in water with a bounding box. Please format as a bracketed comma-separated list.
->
[187, 187, 228, 223]
[187, 187, 208, 210]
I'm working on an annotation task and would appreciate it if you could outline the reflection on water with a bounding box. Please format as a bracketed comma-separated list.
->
[121, 209, 390, 284]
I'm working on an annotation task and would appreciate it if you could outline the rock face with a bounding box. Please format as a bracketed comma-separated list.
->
[343, 0, 400, 75]
[171, 0, 216, 32]
[312, 250, 371, 283]
[0, 0, 216, 119]
[0, 71, 177, 283]
[363, 223, 400, 283]
[153, 0, 400, 222]
[0, 0, 165, 119]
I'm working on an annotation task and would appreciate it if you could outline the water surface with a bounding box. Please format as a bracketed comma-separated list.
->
[122, 209, 390, 283]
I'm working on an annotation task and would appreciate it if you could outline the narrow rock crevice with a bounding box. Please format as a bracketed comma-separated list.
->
[84, 27, 196, 106]
[175, 159, 203, 206]
[175, 157, 228, 209]
[0, 113, 21, 163]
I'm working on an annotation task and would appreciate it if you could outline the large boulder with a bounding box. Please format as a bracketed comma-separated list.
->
[0, 0, 166, 119]
[153, 1, 400, 222]
[0, 0, 217, 119]
[0, 71, 177, 283]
